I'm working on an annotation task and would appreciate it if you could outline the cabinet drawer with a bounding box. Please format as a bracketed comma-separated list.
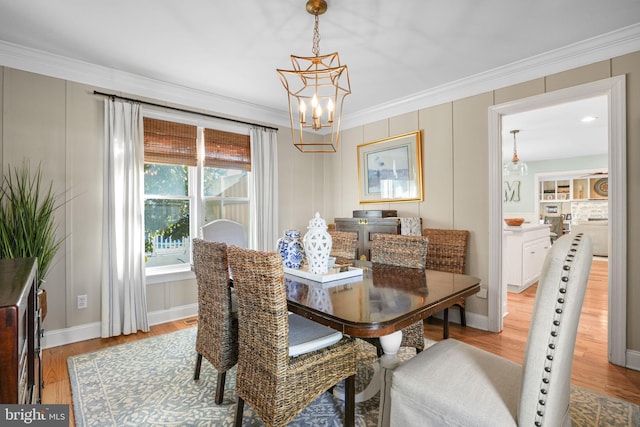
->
[522, 237, 551, 285]
[352, 210, 397, 218]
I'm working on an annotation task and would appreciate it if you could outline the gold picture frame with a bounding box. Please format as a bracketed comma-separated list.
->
[357, 131, 423, 203]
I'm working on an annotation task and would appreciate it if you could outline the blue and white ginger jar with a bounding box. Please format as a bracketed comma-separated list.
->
[277, 230, 305, 269]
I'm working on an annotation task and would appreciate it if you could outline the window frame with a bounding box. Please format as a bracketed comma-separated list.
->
[142, 108, 251, 283]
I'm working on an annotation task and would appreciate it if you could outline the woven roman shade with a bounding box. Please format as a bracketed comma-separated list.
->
[204, 128, 251, 172]
[144, 117, 198, 166]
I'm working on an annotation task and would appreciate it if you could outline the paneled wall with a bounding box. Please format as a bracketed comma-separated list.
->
[0, 67, 324, 338]
[1, 50, 639, 354]
[315, 51, 640, 349]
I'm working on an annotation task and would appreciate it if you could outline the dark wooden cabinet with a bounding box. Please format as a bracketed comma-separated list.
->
[0, 258, 41, 404]
[334, 217, 401, 260]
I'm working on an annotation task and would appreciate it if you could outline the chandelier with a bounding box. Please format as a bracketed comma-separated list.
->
[277, 0, 351, 153]
[503, 129, 528, 176]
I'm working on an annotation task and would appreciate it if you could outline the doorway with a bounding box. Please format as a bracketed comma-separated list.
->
[488, 76, 627, 366]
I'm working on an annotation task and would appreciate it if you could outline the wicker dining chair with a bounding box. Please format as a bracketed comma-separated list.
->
[192, 239, 238, 404]
[328, 230, 359, 264]
[422, 228, 470, 339]
[369, 233, 429, 355]
[227, 246, 357, 427]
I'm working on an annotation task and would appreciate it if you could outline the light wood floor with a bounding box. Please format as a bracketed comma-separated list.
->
[425, 258, 640, 406]
[43, 259, 639, 426]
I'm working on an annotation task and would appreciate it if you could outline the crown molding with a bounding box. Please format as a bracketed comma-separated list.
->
[1, 23, 639, 131]
[341, 23, 640, 130]
[0, 40, 290, 129]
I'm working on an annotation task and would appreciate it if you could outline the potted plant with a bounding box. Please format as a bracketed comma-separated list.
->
[0, 161, 65, 321]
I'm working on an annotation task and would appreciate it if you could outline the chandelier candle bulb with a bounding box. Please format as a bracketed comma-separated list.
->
[327, 99, 334, 122]
[299, 100, 306, 124]
[313, 104, 322, 129]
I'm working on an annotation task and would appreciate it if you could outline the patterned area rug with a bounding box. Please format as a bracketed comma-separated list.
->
[68, 328, 639, 426]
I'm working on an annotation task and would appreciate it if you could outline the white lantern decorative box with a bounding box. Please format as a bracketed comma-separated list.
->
[303, 212, 333, 275]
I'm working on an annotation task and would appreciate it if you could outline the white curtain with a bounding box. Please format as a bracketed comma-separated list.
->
[101, 99, 149, 337]
[249, 127, 279, 251]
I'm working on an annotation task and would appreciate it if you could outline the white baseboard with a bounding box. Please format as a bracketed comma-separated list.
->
[146, 303, 198, 327]
[42, 304, 198, 349]
[42, 321, 101, 349]
[429, 310, 490, 332]
[625, 348, 640, 371]
[465, 312, 489, 331]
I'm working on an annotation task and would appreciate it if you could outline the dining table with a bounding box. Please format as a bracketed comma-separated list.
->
[284, 260, 481, 427]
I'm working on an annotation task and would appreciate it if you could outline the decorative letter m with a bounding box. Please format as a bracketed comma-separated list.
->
[504, 180, 521, 202]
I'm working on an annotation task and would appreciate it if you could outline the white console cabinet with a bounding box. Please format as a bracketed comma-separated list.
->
[503, 224, 552, 294]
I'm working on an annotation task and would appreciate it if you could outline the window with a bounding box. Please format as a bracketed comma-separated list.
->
[144, 164, 192, 268]
[143, 117, 250, 273]
[202, 128, 251, 226]
[203, 167, 249, 224]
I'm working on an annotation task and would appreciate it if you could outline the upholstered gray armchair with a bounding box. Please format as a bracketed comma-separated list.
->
[390, 233, 593, 426]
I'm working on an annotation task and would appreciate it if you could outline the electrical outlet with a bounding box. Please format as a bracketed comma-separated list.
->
[77, 294, 88, 309]
[476, 288, 488, 299]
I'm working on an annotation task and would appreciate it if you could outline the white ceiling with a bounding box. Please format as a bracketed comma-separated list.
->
[501, 96, 608, 163]
[0, 0, 638, 160]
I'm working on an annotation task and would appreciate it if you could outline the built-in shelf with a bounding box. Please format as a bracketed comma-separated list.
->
[539, 174, 608, 202]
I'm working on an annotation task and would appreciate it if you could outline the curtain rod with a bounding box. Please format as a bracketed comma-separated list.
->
[93, 91, 278, 131]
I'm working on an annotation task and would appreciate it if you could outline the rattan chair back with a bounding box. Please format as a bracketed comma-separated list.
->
[369, 234, 429, 353]
[422, 228, 469, 274]
[227, 245, 357, 427]
[329, 230, 358, 263]
[421, 228, 470, 338]
[370, 233, 429, 268]
[192, 239, 238, 404]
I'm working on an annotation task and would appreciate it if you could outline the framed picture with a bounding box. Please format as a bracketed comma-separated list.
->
[357, 131, 423, 203]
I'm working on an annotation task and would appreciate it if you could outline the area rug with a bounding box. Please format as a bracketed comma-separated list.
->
[68, 328, 639, 426]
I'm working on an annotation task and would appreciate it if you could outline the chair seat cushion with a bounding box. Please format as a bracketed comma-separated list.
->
[288, 313, 343, 357]
[391, 339, 522, 427]
[230, 287, 238, 316]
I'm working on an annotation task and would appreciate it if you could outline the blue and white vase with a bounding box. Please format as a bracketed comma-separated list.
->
[277, 230, 305, 269]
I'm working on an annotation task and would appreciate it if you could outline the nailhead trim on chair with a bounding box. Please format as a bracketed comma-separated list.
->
[534, 233, 584, 427]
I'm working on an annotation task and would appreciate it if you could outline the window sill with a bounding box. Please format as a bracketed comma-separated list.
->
[146, 264, 195, 285]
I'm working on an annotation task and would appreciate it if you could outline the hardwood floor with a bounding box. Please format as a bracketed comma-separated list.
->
[43, 258, 639, 426]
[425, 258, 640, 406]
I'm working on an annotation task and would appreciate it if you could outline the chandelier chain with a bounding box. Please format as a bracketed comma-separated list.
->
[312, 14, 321, 56]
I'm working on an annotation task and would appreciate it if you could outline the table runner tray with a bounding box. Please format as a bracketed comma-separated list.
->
[284, 265, 363, 283]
